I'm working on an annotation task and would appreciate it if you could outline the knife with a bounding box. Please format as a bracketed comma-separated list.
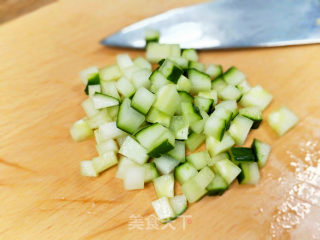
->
[101, 0, 320, 50]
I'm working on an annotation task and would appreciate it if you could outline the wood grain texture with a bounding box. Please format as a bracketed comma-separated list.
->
[1, 0, 320, 239]
[0, 0, 55, 23]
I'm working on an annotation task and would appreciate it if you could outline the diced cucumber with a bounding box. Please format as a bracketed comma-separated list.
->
[153, 84, 180, 116]
[169, 116, 189, 140]
[131, 87, 155, 115]
[146, 43, 180, 63]
[182, 49, 198, 62]
[116, 157, 138, 179]
[176, 75, 192, 92]
[187, 150, 210, 170]
[70, 119, 93, 141]
[229, 147, 256, 163]
[81, 98, 99, 118]
[236, 79, 251, 94]
[145, 29, 160, 44]
[198, 90, 218, 107]
[153, 174, 174, 198]
[84, 69, 100, 95]
[116, 77, 136, 98]
[211, 107, 233, 129]
[146, 107, 171, 127]
[153, 155, 180, 175]
[143, 162, 159, 183]
[228, 115, 253, 145]
[94, 129, 103, 144]
[223, 67, 246, 85]
[152, 197, 175, 223]
[188, 68, 211, 93]
[238, 162, 260, 185]
[135, 123, 175, 157]
[181, 177, 207, 203]
[219, 85, 242, 101]
[181, 102, 202, 125]
[84, 113, 107, 131]
[175, 162, 198, 184]
[169, 195, 188, 218]
[116, 98, 145, 134]
[199, 109, 209, 120]
[96, 139, 118, 155]
[80, 160, 98, 177]
[267, 106, 299, 136]
[158, 59, 183, 83]
[88, 84, 101, 96]
[168, 56, 189, 70]
[116, 134, 129, 147]
[194, 166, 215, 189]
[149, 70, 171, 93]
[185, 132, 206, 151]
[100, 81, 120, 100]
[206, 132, 235, 156]
[167, 141, 186, 162]
[92, 151, 118, 174]
[190, 118, 206, 134]
[131, 69, 151, 89]
[178, 91, 194, 103]
[123, 65, 142, 80]
[99, 64, 122, 81]
[124, 165, 145, 190]
[107, 105, 119, 121]
[213, 152, 230, 161]
[206, 64, 222, 79]
[206, 173, 229, 196]
[204, 115, 226, 141]
[215, 100, 239, 119]
[194, 96, 213, 113]
[176, 91, 194, 115]
[133, 57, 152, 70]
[80, 66, 98, 85]
[211, 76, 227, 93]
[117, 54, 133, 70]
[92, 92, 119, 109]
[240, 85, 273, 110]
[189, 61, 205, 72]
[213, 159, 241, 185]
[119, 136, 148, 164]
[99, 121, 125, 141]
[208, 152, 230, 166]
[252, 139, 271, 168]
[239, 107, 262, 129]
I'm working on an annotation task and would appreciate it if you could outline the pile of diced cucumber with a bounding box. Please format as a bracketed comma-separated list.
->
[70, 32, 299, 223]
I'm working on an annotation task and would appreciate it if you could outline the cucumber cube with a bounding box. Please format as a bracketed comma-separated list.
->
[267, 106, 299, 136]
[153, 174, 174, 198]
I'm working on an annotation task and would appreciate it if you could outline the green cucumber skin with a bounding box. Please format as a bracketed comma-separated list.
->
[251, 120, 262, 129]
[146, 38, 159, 44]
[168, 65, 183, 83]
[206, 173, 229, 196]
[85, 73, 100, 95]
[237, 168, 246, 183]
[207, 187, 227, 196]
[148, 140, 174, 158]
[230, 147, 256, 162]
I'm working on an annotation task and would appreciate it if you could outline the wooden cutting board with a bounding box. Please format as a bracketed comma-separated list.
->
[1, 0, 320, 239]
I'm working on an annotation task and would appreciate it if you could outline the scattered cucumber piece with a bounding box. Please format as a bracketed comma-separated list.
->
[267, 106, 299, 136]
[252, 139, 271, 168]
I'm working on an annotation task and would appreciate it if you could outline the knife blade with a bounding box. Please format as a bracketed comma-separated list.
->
[101, 0, 320, 50]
